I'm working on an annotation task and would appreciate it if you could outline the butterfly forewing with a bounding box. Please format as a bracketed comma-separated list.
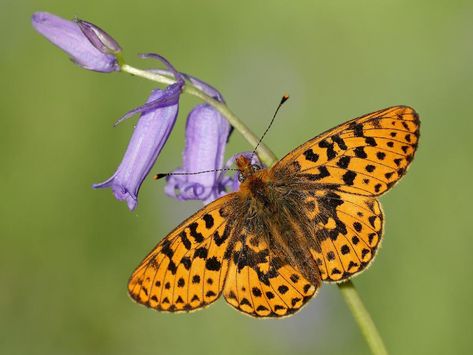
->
[128, 193, 236, 312]
[275, 106, 420, 196]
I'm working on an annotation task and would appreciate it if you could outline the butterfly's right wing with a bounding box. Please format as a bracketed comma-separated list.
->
[128, 193, 237, 313]
[223, 231, 319, 318]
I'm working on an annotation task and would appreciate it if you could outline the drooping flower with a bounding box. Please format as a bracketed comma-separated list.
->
[93, 55, 184, 210]
[31, 12, 120, 72]
[164, 103, 231, 204]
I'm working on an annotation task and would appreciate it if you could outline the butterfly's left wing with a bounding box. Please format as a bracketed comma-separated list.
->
[223, 232, 318, 318]
[274, 105, 420, 197]
[128, 193, 236, 312]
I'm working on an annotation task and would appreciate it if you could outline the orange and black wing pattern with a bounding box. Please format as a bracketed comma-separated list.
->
[223, 230, 318, 317]
[274, 106, 419, 282]
[305, 190, 384, 282]
[275, 105, 420, 196]
[128, 194, 236, 312]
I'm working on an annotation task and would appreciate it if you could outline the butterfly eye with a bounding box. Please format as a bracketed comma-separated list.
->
[251, 164, 261, 171]
[238, 172, 245, 183]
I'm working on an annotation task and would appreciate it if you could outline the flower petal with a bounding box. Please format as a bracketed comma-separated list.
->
[32, 12, 119, 72]
[75, 18, 122, 54]
[113, 81, 183, 126]
[165, 104, 230, 204]
[94, 88, 180, 210]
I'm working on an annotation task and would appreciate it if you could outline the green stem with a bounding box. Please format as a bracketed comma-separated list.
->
[121, 63, 387, 354]
[120, 64, 277, 166]
[338, 281, 388, 355]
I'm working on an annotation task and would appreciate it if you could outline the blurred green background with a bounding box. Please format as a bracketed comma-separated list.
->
[1, 0, 472, 354]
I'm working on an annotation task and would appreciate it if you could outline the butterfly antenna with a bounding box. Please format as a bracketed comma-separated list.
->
[252, 95, 289, 156]
[154, 168, 238, 180]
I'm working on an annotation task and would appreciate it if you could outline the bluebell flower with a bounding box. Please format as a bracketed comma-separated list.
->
[164, 103, 232, 204]
[159, 74, 263, 204]
[32, 12, 120, 72]
[93, 54, 184, 210]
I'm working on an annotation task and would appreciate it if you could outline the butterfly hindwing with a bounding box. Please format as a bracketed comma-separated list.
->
[223, 233, 318, 317]
[307, 190, 383, 282]
[275, 105, 420, 196]
[128, 194, 236, 312]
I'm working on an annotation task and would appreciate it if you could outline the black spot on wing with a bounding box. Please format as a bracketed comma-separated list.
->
[194, 247, 208, 259]
[306, 166, 330, 180]
[181, 257, 191, 270]
[179, 231, 191, 250]
[252, 287, 262, 297]
[376, 152, 386, 160]
[303, 149, 319, 162]
[214, 226, 230, 246]
[337, 156, 351, 169]
[319, 139, 336, 160]
[202, 214, 214, 229]
[205, 257, 222, 271]
[354, 147, 368, 159]
[168, 260, 177, 274]
[365, 164, 375, 173]
[365, 137, 377, 146]
[188, 222, 204, 243]
[342, 171, 357, 185]
[278, 285, 289, 294]
[332, 134, 348, 150]
[349, 122, 364, 137]
[353, 222, 362, 232]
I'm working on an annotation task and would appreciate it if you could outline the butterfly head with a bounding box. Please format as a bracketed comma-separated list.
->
[235, 155, 263, 183]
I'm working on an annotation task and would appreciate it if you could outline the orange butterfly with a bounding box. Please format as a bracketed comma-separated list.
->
[128, 105, 420, 317]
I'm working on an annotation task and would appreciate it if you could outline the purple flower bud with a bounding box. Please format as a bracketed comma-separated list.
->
[32, 12, 119, 72]
[75, 18, 122, 54]
[93, 84, 182, 210]
[165, 104, 231, 204]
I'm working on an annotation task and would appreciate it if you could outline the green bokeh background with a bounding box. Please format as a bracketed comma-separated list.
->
[2, 0, 472, 354]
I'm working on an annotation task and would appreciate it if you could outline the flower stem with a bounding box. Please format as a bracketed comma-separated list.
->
[338, 281, 388, 355]
[121, 63, 388, 354]
[120, 64, 277, 166]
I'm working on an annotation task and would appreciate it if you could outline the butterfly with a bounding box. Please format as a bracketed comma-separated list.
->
[128, 105, 420, 318]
